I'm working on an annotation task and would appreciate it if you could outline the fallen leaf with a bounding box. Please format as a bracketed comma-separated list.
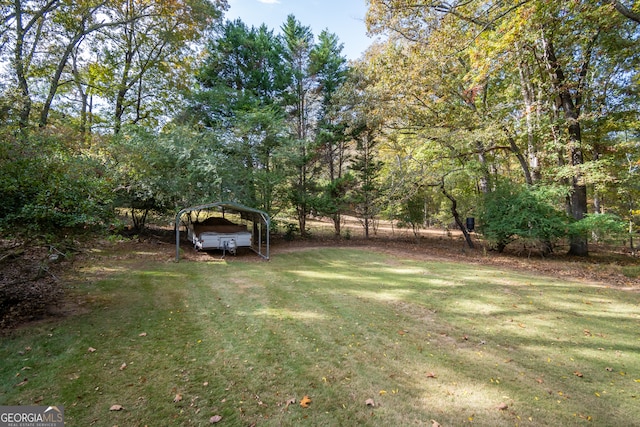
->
[209, 415, 222, 424]
[300, 395, 311, 408]
[109, 405, 123, 411]
[88, 347, 97, 353]
[285, 398, 296, 406]
[574, 371, 583, 378]
[15, 378, 28, 387]
[426, 372, 437, 378]
[496, 402, 508, 410]
[536, 378, 544, 384]
[431, 420, 442, 427]
[379, 390, 387, 395]
[173, 393, 182, 403]
[398, 330, 407, 335]
[365, 398, 375, 407]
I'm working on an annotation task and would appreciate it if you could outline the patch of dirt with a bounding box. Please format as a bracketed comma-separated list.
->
[0, 240, 68, 333]
[2, 222, 638, 333]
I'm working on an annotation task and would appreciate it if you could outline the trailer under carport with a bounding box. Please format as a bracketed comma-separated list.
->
[175, 202, 270, 261]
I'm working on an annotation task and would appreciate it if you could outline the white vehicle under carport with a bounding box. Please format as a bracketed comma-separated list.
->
[175, 202, 270, 261]
[187, 217, 251, 255]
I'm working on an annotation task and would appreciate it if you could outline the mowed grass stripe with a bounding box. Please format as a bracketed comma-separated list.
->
[1, 247, 639, 426]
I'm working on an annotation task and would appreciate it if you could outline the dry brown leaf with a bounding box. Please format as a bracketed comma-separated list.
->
[300, 395, 311, 408]
[365, 398, 375, 407]
[536, 378, 544, 384]
[209, 415, 222, 424]
[15, 378, 28, 387]
[173, 393, 182, 403]
[496, 402, 508, 410]
[574, 371, 583, 378]
[109, 404, 123, 411]
[426, 372, 437, 378]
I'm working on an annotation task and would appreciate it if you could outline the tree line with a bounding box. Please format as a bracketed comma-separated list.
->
[1, 0, 638, 256]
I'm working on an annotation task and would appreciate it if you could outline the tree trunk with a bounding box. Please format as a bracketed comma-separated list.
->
[114, 2, 135, 134]
[39, 34, 82, 127]
[541, 34, 589, 256]
[14, 0, 31, 131]
[441, 183, 474, 249]
[516, 51, 540, 183]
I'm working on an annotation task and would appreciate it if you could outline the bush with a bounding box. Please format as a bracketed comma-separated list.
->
[480, 183, 569, 254]
[0, 130, 114, 235]
[570, 213, 628, 244]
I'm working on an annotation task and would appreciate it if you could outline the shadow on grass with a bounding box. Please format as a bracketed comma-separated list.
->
[1, 247, 638, 426]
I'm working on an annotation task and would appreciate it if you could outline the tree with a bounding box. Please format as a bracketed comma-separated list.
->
[193, 19, 290, 213]
[281, 15, 316, 236]
[309, 29, 349, 235]
[336, 63, 384, 238]
[108, 125, 223, 231]
[1, 0, 226, 132]
[97, 0, 226, 133]
[366, 0, 640, 255]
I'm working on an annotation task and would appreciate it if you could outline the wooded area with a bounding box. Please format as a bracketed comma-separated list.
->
[1, 0, 639, 256]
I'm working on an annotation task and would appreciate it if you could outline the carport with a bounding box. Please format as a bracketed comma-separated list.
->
[175, 202, 270, 261]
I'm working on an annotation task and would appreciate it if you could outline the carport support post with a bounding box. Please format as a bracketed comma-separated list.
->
[175, 209, 187, 262]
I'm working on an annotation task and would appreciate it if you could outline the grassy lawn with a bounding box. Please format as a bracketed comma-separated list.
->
[1, 246, 639, 426]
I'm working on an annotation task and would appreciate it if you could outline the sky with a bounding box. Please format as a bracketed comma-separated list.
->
[224, 0, 376, 60]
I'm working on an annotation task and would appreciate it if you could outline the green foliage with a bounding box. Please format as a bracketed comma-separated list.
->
[0, 129, 113, 235]
[283, 223, 299, 241]
[569, 213, 629, 244]
[314, 174, 356, 219]
[394, 193, 427, 236]
[107, 126, 223, 230]
[480, 182, 569, 253]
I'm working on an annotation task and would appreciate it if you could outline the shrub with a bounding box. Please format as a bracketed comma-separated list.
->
[0, 130, 113, 235]
[569, 213, 628, 244]
[480, 182, 569, 254]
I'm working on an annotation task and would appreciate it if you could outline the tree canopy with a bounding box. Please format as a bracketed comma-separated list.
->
[1, 1, 638, 254]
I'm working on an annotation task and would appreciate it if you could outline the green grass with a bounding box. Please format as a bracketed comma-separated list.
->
[1, 247, 639, 426]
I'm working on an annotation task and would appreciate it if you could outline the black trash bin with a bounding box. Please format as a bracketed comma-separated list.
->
[466, 217, 475, 232]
